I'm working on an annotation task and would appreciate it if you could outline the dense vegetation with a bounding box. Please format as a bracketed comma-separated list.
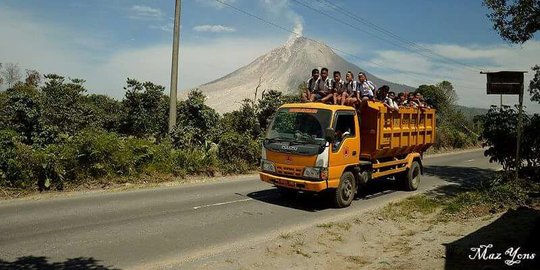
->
[0, 68, 303, 191]
[416, 81, 481, 149]
[0, 66, 483, 192]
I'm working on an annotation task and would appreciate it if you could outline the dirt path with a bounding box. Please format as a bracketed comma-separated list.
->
[184, 199, 539, 270]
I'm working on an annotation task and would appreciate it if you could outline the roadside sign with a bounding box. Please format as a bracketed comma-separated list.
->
[480, 70, 527, 180]
[481, 71, 525, 95]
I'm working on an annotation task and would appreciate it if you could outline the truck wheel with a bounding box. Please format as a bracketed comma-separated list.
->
[277, 187, 297, 199]
[332, 171, 356, 208]
[401, 161, 421, 191]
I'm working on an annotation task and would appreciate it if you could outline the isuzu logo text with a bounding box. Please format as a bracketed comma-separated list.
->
[281, 145, 298, 151]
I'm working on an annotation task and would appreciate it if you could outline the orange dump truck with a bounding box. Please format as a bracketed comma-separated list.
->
[259, 101, 436, 207]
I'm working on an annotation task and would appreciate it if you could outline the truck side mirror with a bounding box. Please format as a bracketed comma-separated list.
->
[325, 128, 336, 143]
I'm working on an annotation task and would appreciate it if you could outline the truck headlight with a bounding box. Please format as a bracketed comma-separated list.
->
[261, 159, 276, 173]
[303, 167, 328, 180]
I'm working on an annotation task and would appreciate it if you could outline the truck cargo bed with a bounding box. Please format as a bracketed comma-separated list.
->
[359, 101, 435, 160]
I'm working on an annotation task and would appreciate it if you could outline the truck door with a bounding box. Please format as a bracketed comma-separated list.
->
[328, 111, 360, 188]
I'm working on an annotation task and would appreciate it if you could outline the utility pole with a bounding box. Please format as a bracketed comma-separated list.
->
[169, 0, 181, 132]
[515, 83, 524, 180]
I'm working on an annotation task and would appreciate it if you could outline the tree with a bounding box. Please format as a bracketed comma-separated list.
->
[86, 94, 124, 132]
[0, 63, 4, 87]
[221, 99, 260, 139]
[41, 74, 95, 135]
[0, 84, 42, 144]
[256, 89, 299, 131]
[529, 65, 540, 103]
[1, 63, 22, 88]
[483, 0, 540, 44]
[120, 78, 168, 138]
[172, 90, 221, 148]
[436, 80, 458, 106]
[25, 69, 41, 87]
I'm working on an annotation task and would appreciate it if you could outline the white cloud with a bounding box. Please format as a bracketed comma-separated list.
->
[150, 23, 174, 32]
[193, 24, 236, 33]
[365, 41, 540, 112]
[129, 5, 163, 19]
[195, 0, 237, 9]
[0, 5, 283, 98]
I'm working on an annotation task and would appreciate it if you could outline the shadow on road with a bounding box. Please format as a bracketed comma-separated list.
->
[248, 165, 498, 212]
[425, 165, 495, 187]
[0, 256, 119, 270]
[444, 206, 540, 270]
[246, 189, 331, 212]
[424, 165, 498, 197]
[247, 178, 401, 212]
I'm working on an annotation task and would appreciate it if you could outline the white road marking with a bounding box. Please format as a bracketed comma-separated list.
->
[193, 198, 253, 210]
[464, 159, 475, 163]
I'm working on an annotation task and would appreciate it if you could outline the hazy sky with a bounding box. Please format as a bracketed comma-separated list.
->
[0, 0, 539, 111]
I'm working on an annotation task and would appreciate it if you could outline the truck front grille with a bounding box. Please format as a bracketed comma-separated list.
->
[276, 165, 303, 177]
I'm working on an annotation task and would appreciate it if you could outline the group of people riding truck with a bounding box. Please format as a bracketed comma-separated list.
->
[301, 68, 431, 111]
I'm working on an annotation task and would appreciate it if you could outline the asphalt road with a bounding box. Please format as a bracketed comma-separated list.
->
[0, 149, 500, 269]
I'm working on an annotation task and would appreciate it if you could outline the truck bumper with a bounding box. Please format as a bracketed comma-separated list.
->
[259, 172, 327, 192]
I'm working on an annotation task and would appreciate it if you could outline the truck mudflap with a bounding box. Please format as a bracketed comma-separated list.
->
[259, 172, 327, 192]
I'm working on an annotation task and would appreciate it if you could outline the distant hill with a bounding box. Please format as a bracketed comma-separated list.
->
[456, 105, 489, 120]
[189, 36, 414, 113]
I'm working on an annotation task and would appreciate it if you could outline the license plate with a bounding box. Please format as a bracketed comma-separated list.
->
[273, 179, 296, 188]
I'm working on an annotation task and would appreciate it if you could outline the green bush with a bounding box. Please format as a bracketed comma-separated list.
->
[218, 132, 260, 174]
[0, 129, 34, 188]
[171, 144, 218, 177]
[435, 126, 476, 149]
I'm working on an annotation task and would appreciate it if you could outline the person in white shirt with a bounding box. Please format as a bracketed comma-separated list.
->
[344, 71, 359, 106]
[332, 71, 347, 105]
[302, 68, 319, 102]
[358, 72, 375, 101]
[310, 67, 334, 103]
[385, 91, 400, 111]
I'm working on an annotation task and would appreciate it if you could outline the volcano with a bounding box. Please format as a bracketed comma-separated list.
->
[192, 36, 413, 113]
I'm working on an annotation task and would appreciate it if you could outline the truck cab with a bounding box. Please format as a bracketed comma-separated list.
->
[259, 102, 435, 207]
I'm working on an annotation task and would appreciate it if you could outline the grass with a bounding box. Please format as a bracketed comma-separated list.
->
[380, 176, 539, 223]
[345, 255, 369, 266]
[291, 238, 305, 248]
[316, 222, 334, 228]
[279, 232, 293, 240]
[381, 195, 441, 220]
[336, 222, 352, 231]
[327, 231, 344, 242]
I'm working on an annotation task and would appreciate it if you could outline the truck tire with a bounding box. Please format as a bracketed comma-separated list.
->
[277, 187, 297, 199]
[401, 160, 421, 191]
[332, 171, 356, 208]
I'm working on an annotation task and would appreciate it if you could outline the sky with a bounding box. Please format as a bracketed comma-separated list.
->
[0, 0, 539, 111]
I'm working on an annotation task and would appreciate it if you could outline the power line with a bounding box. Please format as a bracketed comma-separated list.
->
[291, 0, 481, 73]
[213, 0, 484, 91]
[315, 0, 482, 71]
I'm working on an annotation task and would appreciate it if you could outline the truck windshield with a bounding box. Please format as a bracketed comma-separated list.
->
[266, 108, 332, 145]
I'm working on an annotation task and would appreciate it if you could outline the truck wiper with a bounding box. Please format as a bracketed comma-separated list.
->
[266, 137, 291, 143]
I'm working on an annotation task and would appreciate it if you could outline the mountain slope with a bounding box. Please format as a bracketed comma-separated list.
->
[191, 37, 414, 113]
